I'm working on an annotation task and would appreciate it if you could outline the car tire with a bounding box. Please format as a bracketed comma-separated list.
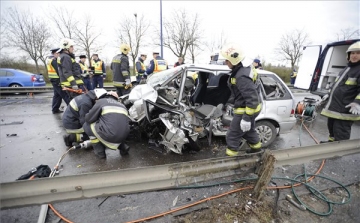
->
[10, 83, 22, 87]
[255, 121, 277, 147]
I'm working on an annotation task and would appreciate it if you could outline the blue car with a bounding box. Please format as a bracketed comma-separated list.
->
[0, 68, 46, 87]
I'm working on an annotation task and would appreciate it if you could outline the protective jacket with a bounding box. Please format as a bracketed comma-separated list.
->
[146, 56, 167, 74]
[85, 97, 130, 149]
[57, 52, 84, 87]
[46, 57, 59, 79]
[135, 57, 146, 76]
[227, 63, 262, 122]
[79, 61, 90, 77]
[111, 53, 130, 87]
[91, 59, 106, 76]
[321, 61, 360, 121]
[62, 90, 96, 133]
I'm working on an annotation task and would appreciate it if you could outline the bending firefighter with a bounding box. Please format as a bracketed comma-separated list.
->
[221, 42, 262, 156]
[111, 43, 132, 96]
[62, 89, 107, 147]
[83, 92, 131, 159]
[57, 38, 84, 99]
[320, 41, 360, 142]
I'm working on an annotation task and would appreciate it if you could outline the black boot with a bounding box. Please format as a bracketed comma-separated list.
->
[93, 143, 106, 159]
[118, 143, 130, 156]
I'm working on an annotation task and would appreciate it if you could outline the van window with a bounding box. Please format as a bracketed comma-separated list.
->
[259, 75, 286, 99]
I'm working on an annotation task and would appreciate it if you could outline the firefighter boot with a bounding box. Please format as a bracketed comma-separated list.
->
[246, 141, 262, 154]
[63, 134, 77, 147]
[118, 143, 130, 156]
[93, 142, 106, 159]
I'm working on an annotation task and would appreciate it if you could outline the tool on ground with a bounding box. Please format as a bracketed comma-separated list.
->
[62, 87, 83, 94]
[286, 194, 306, 211]
[295, 97, 318, 122]
[72, 140, 92, 150]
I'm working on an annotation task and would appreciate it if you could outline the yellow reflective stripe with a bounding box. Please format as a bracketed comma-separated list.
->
[75, 79, 84, 84]
[76, 134, 81, 142]
[113, 81, 125, 87]
[112, 59, 121, 63]
[231, 78, 236, 85]
[321, 109, 360, 121]
[356, 94, 360, 100]
[245, 104, 262, 115]
[90, 138, 100, 144]
[249, 142, 262, 149]
[101, 106, 128, 116]
[90, 123, 120, 150]
[234, 104, 262, 115]
[65, 128, 84, 134]
[122, 71, 129, 76]
[328, 136, 335, 142]
[61, 82, 71, 87]
[67, 76, 75, 82]
[345, 79, 357, 85]
[71, 58, 75, 63]
[69, 99, 79, 111]
[48, 74, 59, 79]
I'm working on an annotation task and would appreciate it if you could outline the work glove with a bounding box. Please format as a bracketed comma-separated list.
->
[345, 103, 360, 115]
[321, 94, 329, 102]
[240, 119, 251, 132]
[72, 85, 79, 90]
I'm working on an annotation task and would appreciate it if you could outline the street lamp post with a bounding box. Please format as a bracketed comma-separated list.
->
[160, 0, 163, 57]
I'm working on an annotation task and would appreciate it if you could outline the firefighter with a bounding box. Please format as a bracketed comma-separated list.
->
[91, 53, 106, 88]
[57, 38, 84, 99]
[111, 43, 132, 97]
[135, 53, 147, 83]
[320, 41, 360, 142]
[220, 43, 262, 156]
[146, 52, 168, 75]
[62, 88, 107, 147]
[83, 91, 131, 159]
[47, 48, 70, 114]
[79, 55, 93, 91]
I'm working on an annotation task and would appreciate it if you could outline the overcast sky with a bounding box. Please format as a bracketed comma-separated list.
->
[1, 0, 359, 66]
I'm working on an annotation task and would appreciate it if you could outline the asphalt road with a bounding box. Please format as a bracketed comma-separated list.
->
[0, 91, 359, 223]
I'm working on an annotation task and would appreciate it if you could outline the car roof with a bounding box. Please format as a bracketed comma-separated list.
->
[182, 64, 277, 75]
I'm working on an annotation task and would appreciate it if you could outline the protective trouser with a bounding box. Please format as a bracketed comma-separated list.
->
[63, 132, 89, 147]
[92, 75, 104, 88]
[327, 117, 353, 141]
[83, 122, 106, 158]
[51, 79, 70, 112]
[83, 77, 93, 91]
[226, 114, 261, 151]
[115, 87, 131, 97]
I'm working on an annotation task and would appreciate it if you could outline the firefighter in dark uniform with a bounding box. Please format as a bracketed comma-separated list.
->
[83, 92, 131, 159]
[135, 53, 147, 83]
[111, 43, 132, 97]
[47, 48, 70, 113]
[91, 53, 106, 88]
[320, 41, 360, 142]
[79, 54, 93, 91]
[57, 38, 84, 99]
[146, 52, 168, 75]
[221, 43, 262, 156]
[62, 88, 107, 147]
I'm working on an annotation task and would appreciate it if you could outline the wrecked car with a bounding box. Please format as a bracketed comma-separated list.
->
[122, 64, 296, 154]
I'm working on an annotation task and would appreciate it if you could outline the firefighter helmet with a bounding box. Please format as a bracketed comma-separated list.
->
[94, 88, 107, 99]
[346, 41, 360, 60]
[120, 43, 131, 54]
[59, 38, 75, 50]
[220, 42, 245, 66]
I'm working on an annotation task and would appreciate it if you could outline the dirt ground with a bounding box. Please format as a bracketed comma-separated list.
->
[172, 182, 359, 223]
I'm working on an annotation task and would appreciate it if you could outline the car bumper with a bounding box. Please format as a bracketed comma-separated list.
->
[279, 118, 296, 134]
[31, 82, 46, 87]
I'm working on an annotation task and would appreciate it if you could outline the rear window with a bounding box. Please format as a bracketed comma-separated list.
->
[17, 70, 35, 76]
[0, 70, 6, 77]
[6, 71, 15, 76]
[259, 75, 286, 99]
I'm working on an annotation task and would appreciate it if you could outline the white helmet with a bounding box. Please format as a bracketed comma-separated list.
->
[94, 88, 107, 99]
[59, 38, 75, 50]
[220, 42, 245, 66]
[346, 41, 360, 60]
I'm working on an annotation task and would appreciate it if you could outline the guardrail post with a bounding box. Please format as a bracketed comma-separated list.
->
[253, 150, 276, 200]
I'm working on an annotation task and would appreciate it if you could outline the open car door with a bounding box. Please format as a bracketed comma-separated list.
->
[294, 45, 322, 90]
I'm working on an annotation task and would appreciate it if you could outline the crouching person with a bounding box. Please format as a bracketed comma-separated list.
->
[62, 88, 107, 147]
[83, 91, 131, 159]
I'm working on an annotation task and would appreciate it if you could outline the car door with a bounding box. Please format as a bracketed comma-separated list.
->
[294, 45, 322, 90]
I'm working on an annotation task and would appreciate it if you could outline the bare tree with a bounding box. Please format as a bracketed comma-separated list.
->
[74, 14, 103, 66]
[205, 30, 227, 54]
[275, 29, 311, 69]
[116, 13, 150, 75]
[47, 7, 78, 40]
[0, 16, 7, 51]
[159, 9, 202, 60]
[3, 7, 51, 73]
[335, 27, 360, 41]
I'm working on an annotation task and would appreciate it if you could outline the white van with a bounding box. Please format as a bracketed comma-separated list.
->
[294, 39, 360, 96]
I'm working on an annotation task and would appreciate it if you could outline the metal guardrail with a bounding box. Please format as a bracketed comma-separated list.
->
[0, 86, 117, 94]
[1, 139, 359, 209]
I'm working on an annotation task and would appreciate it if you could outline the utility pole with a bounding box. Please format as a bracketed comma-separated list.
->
[160, 0, 163, 57]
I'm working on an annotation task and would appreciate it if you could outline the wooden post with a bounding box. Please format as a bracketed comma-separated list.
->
[253, 150, 276, 200]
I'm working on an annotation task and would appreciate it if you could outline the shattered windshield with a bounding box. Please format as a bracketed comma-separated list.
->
[146, 66, 184, 87]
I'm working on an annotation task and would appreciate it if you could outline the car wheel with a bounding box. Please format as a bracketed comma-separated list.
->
[255, 121, 277, 147]
[10, 84, 22, 87]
